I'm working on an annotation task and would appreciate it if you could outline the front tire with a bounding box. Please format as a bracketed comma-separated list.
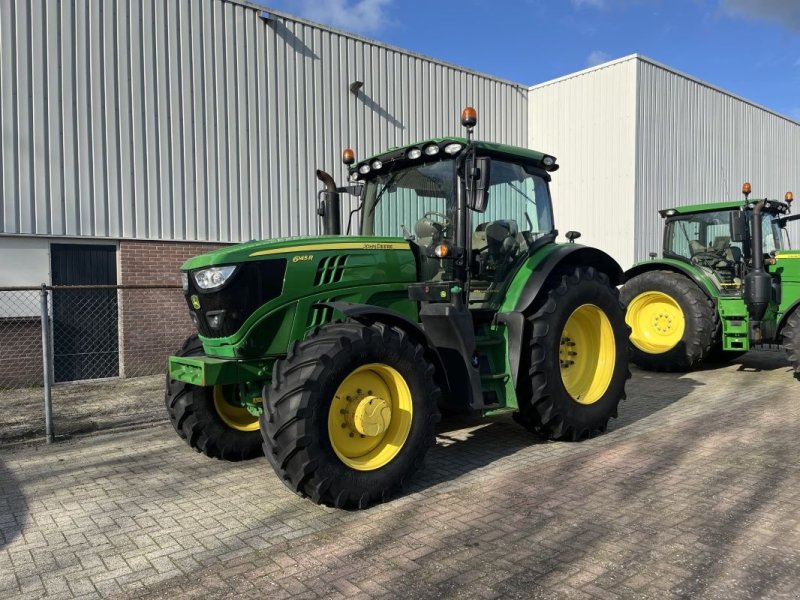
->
[165, 335, 263, 461]
[782, 309, 800, 378]
[621, 270, 718, 371]
[262, 322, 441, 509]
[516, 267, 630, 441]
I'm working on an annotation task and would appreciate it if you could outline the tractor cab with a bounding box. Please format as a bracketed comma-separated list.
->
[351, 138, 557, 313]
[659, 198, 790, 294]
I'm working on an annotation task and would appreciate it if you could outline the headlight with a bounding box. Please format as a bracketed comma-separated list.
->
[542, 155, 556, 167]
[371, 160, 383, 170]
[444, 143, 463, 155]
[407, 148, 422, 159]
[193, 265, 237, 290]
[358, 164, 371, 174]
[423, 144, 440, 156]
[180, 272, 189, 292]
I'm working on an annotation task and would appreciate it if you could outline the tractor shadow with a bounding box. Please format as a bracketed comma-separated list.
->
[732, 349, 791, 373]
[612, 368, 703, 431]
[400, 370, 700, 499]
[0, 454, 27, 550]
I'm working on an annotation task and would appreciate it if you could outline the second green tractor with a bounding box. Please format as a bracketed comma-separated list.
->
[622, 184, 800, 375]
[165, 108, 630, 508]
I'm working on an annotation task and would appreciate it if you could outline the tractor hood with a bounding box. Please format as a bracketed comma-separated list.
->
[179, 235, 418, 355]
[181, 235, 411, 271]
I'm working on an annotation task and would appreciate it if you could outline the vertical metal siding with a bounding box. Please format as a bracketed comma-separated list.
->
[0, 0, 527, 242]
[528, 59, 639, 267]
[635, 59, 800, 261]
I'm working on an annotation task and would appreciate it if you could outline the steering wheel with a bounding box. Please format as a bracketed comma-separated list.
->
[422, 211, 450, 230]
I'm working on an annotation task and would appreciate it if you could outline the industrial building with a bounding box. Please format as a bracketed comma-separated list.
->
[1, 0, 798, 382]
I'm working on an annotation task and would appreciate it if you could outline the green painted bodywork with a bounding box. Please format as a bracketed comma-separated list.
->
[771, 251, 800, 328]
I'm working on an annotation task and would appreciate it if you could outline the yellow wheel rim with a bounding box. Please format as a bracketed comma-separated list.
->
[559, 304, 616, 405]
[213, 385, 260, 432]
[626, 291, 685, 354]
[328, 363, 413, 471]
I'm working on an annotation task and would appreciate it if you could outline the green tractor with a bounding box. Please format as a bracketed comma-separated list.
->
[165, 108, 630, 508]
[621, 184, 800, 375]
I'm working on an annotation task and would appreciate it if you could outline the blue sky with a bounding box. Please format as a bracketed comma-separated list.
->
[265, 0, 800, 121]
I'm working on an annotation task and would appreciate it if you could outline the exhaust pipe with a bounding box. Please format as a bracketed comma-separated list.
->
[316, 170, 341, 235]
[743, 199, 771, 323]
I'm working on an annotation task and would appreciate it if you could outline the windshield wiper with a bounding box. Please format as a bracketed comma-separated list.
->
[368, 169, 407, 216]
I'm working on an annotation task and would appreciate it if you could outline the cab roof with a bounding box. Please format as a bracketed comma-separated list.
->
[350, 137, 556, 179]
[659, 199, 791, 218]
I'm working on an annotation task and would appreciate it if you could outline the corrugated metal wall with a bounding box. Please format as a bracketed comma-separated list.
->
[0, 0, 527, 243]
[527, 58, 638, 267]
[635, 58, 800, 261]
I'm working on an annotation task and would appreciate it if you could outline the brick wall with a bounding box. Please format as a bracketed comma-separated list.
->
[118, 241, 226, 377]
[0, 319, 43, 387]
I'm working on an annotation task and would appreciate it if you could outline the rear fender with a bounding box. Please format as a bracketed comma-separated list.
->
[499, 245, 624, 388]
[624, 260, 718, 301]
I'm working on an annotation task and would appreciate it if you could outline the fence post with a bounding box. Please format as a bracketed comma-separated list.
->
[40, 284, 54, 443]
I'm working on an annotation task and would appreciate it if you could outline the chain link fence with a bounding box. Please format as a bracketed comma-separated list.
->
[0, 285, 195, 445]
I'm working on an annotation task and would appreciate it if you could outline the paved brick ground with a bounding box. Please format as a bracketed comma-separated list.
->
[0, 376, 164, 445]
[1, 352, 799, 599]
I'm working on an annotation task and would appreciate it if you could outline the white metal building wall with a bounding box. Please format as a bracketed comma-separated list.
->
[635, 57, 800, 262]
[527, 58, 639, 267]
[0, 0, 527, 243]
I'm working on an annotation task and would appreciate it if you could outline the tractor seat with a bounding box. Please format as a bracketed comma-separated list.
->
[689, 240, 706, 256]
[711, 236, 731, 252]
[479, 220, 520, 259]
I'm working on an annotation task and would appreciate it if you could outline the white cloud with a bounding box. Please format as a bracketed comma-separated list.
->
[573, 0, 606, 7]
[587, 50, 611, 67]
[288, 0, 393, 34]
[720, 0, 800, 30]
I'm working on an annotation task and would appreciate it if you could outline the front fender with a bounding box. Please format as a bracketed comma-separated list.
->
[315, 301, 452, 397]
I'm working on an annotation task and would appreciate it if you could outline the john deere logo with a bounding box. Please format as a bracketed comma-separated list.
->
[191, 295, 201, 310]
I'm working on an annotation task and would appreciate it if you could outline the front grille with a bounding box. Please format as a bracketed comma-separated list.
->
[185, 259, 287, 338]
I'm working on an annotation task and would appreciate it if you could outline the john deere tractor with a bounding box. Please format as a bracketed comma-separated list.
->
[166, 108, 630, 508]
[621, 184, 800, 375]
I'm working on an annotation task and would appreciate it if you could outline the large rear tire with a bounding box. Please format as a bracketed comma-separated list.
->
[165, 335, 263, 461]
[262, 322, 441, 509]
[515, 267, 630, 441]
[782, 309, 800, 379]
[621, 270, 717, 371]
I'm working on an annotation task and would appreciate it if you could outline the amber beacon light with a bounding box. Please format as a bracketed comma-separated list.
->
[342, 148, 355, 166]
[461, 106, 477, 128]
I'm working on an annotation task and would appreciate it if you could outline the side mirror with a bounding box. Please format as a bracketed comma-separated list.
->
[730, 210, 747, 242]
[468, 157, 491, 212]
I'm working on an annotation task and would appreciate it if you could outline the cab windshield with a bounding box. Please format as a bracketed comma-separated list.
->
[360, 160, 455, 239]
